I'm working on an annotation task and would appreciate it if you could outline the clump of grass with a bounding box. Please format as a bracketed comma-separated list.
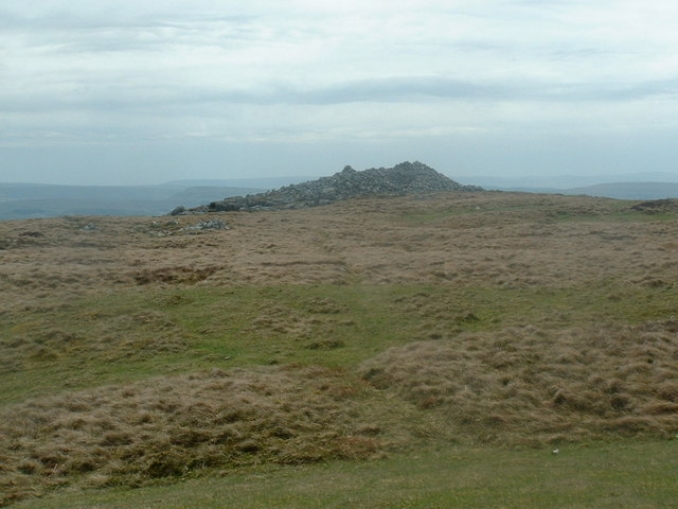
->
[360, 318, 678, 446]
[0, 365, 392, 506]
[3, 309, 188, 373]
[134, 266, 218, 285]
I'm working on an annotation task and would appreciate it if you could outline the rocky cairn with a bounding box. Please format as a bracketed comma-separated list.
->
[171, 161, 482, 215]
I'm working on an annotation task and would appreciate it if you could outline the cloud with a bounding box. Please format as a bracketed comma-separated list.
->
[3, 73, 676, 120]
[1, 1, 678, 183]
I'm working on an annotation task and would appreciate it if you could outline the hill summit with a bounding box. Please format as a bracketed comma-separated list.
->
[176, 161, 481, 214]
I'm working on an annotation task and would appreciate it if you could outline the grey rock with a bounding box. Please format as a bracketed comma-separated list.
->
[181, 219, 230, 231]
[186, 161, 482, 213]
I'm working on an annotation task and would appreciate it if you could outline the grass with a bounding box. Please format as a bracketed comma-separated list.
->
[2, 191, 678, 506]
[11, 440, 678, 509]
[3, 282, 677, 405]
[2, 282, 678, 505]
[396, 191, 644, 227]
[360, 318, 678, 445]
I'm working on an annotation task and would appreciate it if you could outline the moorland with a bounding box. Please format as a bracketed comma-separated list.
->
[1, 190, 678, 507]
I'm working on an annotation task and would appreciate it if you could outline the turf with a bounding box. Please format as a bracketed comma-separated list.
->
[2, 191, 678, 506]
[11, 441, 678, 509]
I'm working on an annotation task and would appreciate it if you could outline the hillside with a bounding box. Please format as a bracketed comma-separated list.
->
[0, 183, 264, 221]
[182, 161, 481, 213]
[564, 181, 678, 200]
[459, 174, 678, 199]
[2, 192, 678, 507]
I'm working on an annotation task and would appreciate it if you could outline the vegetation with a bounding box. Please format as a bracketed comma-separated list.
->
[11, 441, 678, 509]
[1, 192, 678, 507]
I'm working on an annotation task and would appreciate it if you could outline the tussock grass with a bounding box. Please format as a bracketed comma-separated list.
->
[2, 192, 678, 296]
[0, 366, 399, 506]
[0, 300, 189, 397]
[2, 191, 678, 506]
[12, 441, 678, 509]
[360, 319, 678, 446]
[5, 281, 675, 406]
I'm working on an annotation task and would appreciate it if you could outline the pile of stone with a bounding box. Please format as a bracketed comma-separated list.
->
[172, 161, 482, 214]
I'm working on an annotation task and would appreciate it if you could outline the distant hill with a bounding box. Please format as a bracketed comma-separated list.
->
[0, 183, 264, 220]
[165, 177, 310, 189]
[7, 169, 674, 221]
[562, 182, 678, 200]
[459, 174, 678, 199]
[181, 161, 482, 214]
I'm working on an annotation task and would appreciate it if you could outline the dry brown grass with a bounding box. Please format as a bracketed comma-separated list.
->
[359, 318, 678, 446]
[2, 193, 677, 301]
[2, 191, 678, 505]
[0, 365, 398, 506]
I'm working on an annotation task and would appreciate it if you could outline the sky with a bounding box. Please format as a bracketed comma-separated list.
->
[1, 0, 677, 185]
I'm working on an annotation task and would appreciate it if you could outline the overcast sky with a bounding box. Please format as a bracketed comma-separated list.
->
[1, 1, 677, 185]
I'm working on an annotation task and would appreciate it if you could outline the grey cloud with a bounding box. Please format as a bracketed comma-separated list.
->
[2, 75, 677, 117]
[0, 77, 509, 114]
[541, 79, 678, 102]
[291, 78, 498, 104]
[0, 9, 260, 54]
[143, 77, 678, 106]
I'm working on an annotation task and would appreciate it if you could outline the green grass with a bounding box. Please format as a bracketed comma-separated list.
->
[3, 193, 678, 507]
[12, 440, 678, 509]
[3, 282, 677, 405]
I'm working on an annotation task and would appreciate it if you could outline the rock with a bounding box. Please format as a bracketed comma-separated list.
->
[169, 205, 187, 216]
[188, 161, 482, 213]
[181, 219, 230, 231]
[631, 198, 678, 213]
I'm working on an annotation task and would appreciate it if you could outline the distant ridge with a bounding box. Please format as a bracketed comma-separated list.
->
[177, 161, 482, 214]
[0, 183, 263, 220]
[457, 174, 678, 199]
[563, 182, 678, 200]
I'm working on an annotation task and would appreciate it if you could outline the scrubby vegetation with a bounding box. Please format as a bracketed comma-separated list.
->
[1, 191, 678, 507]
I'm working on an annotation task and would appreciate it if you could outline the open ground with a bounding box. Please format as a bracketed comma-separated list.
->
[1, 191, 678, 507]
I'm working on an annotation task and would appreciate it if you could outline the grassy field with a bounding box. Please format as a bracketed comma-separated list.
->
[1, 191, 678, 507]
[11, 441, 678, 509]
